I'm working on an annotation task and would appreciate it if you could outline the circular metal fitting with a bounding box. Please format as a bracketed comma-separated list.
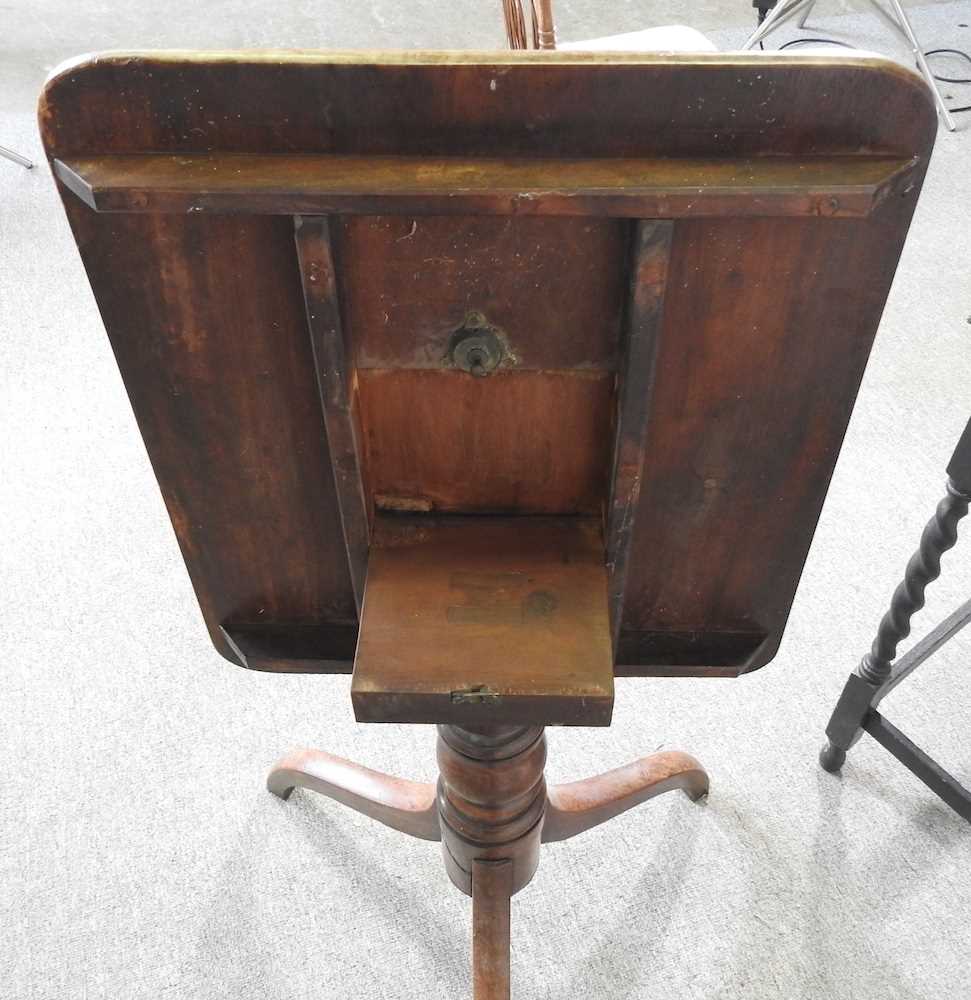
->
[448, 314, 505, 377]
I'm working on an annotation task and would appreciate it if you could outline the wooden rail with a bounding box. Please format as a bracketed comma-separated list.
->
[54, 152, 916, 218]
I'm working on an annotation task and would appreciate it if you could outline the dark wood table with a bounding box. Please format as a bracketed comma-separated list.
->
[41, 49, 936, 998]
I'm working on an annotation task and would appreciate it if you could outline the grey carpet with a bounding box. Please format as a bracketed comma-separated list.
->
[2, 3, 971, 997]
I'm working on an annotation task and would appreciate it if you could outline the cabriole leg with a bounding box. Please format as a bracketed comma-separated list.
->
[267, 747, 440, 841]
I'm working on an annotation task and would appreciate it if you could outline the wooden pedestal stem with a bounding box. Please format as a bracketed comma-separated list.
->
[437, 725, 547, 898]
[268, 726, 708, 999]
[437, 725, 546, 1000]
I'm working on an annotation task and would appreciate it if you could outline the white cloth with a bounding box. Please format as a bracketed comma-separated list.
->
[558, 26, 719, 53]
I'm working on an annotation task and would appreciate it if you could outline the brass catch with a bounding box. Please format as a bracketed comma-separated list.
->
[450, 684, 502, 705]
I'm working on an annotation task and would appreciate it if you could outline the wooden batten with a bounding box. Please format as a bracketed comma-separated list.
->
[53, 153, 916, 219]
[220, 622, 357, 673]
[605, 220, 674, 650]
[294, 215, 370, 614]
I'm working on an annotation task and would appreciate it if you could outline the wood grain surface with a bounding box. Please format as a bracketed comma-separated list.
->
[39, 51, 937, 677]
[53, 152, 915, 218]
[351, 515, 614, 725]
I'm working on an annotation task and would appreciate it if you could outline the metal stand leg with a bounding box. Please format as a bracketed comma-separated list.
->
[0, 145, 34, 169]
[870, 0, 956, 131]
[744, 0, 812, 49]
[743, 0, 957, 131]
[797, 0, 817, 28]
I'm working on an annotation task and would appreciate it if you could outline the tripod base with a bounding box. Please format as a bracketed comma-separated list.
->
[268, 726, 708, 999]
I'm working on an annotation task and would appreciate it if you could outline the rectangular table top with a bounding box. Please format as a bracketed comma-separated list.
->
[40, 51, 937, 683]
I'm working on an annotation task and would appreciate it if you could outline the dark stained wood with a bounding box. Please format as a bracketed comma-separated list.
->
[337, 215, 627, 372]
[606, 220, 673, 650]
[352, 516, 614, 726]
[613, 628, 768, 675]
[220, 622, 357, 672]
[219, 621, 774, 675]
[266, 747, 441, 840]
[437, 726, 547, 896]
[294, 215, 370, 612]
[45, 49, 939, 1000]
[38, 51, 934, 160]
[618, 212, 923, 673]
[341, 211, 625, 516]
[39, 51, 937, 678]
[44, 210, 357, 667]
[53, 152, 917, 219]
[357, 370, 614, 515]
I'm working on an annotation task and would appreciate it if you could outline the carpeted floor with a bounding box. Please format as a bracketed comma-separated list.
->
[2, 4, 971, 998]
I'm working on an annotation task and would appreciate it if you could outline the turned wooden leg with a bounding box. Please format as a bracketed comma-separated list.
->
[438, 726, 546, 1000]
[542, 750, 708, 843]
[267, 748, 441, 841]
[821, 474, 971, 772]
[472, 859, 513, 1000]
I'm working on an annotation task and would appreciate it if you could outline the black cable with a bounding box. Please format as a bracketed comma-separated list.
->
[921, 48, 971, 112]
[924, 47, 971, 110]
[767, 32, 971, 114]
[924, 48, 971, 83]
[777, 37, 856, 49]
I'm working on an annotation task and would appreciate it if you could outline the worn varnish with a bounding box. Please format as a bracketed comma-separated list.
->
[358, 370, 615, 515]
[605, 220, 673, 646]
[39, 51, 937, 677]
[43, 50, 937, 1000]
[337, 215, 626, 371]
[339, 213, 625, 516]
[265, 720, 711, 998]
[294, 215, 372, 612]
[53, 152, 915, 218]
[351, 515, 614, 726]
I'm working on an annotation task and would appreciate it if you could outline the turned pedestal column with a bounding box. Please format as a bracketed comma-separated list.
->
[438, 725, 547, 998]
[269, 724, 707, 1000]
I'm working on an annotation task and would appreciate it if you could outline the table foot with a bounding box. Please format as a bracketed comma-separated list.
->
[267, 747, 440, 841]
